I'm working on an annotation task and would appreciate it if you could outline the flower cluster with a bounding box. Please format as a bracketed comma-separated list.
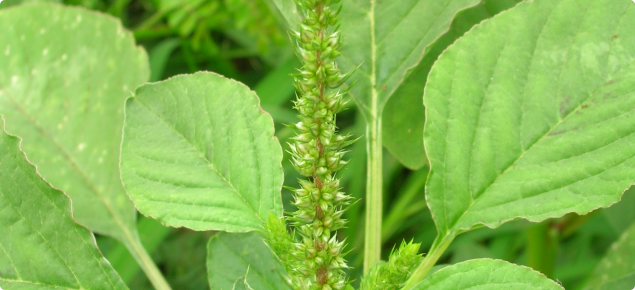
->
[267, 0, 354, 289]
[360, 241, 422, 290]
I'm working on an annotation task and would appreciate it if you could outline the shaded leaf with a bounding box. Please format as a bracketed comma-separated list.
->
[120, 72, 284, 232]
[207, 232, 290, 290]
[337, 0, 480, 120]
[0, 120, 128, 290]
[424, 0, 635, 238]
[382, 0, 522, 170]
[583, 221, 635, 290]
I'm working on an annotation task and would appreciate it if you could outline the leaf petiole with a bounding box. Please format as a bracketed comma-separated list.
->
[401, 234, 455, 290]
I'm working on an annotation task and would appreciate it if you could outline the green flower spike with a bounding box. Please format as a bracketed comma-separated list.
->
[266, 0, 355, 289]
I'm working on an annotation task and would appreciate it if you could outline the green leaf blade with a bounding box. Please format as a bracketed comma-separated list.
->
[424, 0, 635, 237]
[120, 72, 284, 232]
[0, 3, 149, 241]
[413, 259, 563, 290]
[583, 221, 635, 290]
[206, 232, 290, 290]
[0, 121, 128, 290]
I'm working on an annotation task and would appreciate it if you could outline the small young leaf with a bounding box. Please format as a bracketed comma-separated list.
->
[207, 232, 291, 290]
[0, 2, 149, 243]
[413, 259, 563, 289]
[0, 120, 128, 290]
[583, 221, 635, 290]
[425, 0, 635, 238]
[120, 72, 284, 232]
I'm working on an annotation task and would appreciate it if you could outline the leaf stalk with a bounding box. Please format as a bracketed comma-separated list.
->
[401, 234, 454, 290]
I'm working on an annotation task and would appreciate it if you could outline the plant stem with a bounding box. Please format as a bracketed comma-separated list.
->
[123, 231, 172, 290]
[364, 0, 381, 272]
[526, 222, 557, 277]
[364, 114, 383, 273]
[401, 234, 454, 290]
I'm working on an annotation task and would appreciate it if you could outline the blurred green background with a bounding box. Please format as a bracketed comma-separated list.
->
[1, 0, 633, 289]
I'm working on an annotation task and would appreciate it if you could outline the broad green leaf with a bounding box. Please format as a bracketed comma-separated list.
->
[413, 259, 563, 289]
[382, 0, 522, 170]
[425, 0, 635, 239]
[0, 3, 148, 242]
[120, 72, 284, 232]
[207, 232, 290, 290]
[583, 221, 635, 290]
[0, 121, 128, 290]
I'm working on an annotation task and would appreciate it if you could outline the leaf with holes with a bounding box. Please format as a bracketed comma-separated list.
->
[413, 259, 563, 289]
[0, 120, 128, 290]
[120, 72, 283, 232]
[424, 0, 635, 241]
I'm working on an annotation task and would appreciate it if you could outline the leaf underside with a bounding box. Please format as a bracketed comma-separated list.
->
[0, 121, 128, 290]
[0, 3, 149, 241]
[425, 0, 635, 238]
[413, 259, 563, 289]
[120, 72, 284, 232]
[207, 232, 290, 290]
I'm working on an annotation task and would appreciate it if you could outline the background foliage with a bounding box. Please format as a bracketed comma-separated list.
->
[1, 0, 634, 289]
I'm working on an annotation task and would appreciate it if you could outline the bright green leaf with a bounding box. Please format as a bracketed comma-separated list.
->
[583, 221, 635, 290]
[207, 232, 291, 290]
[425, 0, 635, 239]
[0, 121, 128, 290]
[413, 259, 563, 289]
[382, 0, 522, 170]
[0, 3, 148, 242]
[120, 72, 284, 232]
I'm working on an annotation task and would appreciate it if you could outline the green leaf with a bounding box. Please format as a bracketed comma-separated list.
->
[149, 38, 181, 82]
[207, 232, 291, 290]
[337, 0, 480, 120]
[603, 187, 635, 234]
[0, 2, 148, 243]
[382, 0, 522, 170]
[0, 0, 61, 8]
[0, 120, 128, 290]
[413, 259, 563, 289]
[583, 221, 635, 290]
[269, 0, 299, 29]
[424, 0, 635, 239]
[120, 72, 284, 232]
